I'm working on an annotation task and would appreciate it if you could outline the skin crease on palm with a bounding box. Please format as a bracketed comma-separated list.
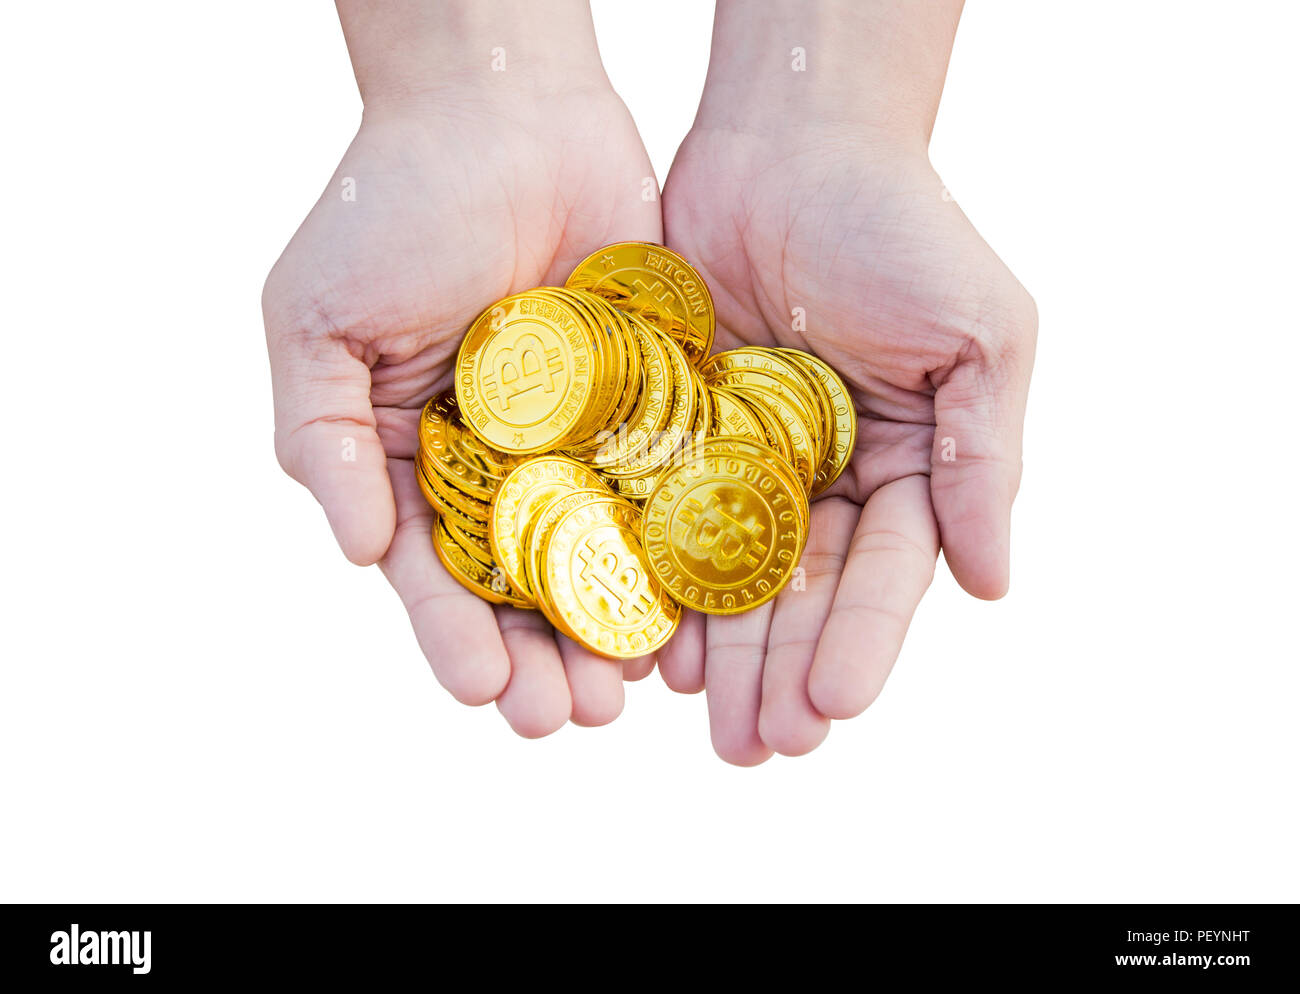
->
[658, 131, 1036, 765]
[262, 1, 1036, 764]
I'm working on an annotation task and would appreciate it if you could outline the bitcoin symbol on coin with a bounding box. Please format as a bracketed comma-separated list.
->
[566, 243, 715, 363]
[483, 332, 563, 412]
[631, 276, 673, 312]
[676, 493, 767, 572]
[578, 536, 653, 621]
[641, 437, 807, 615]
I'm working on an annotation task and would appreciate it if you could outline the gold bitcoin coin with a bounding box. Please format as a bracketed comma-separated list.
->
[456, 290, 599, 454]
[750, 439, 811, 546]
[575, 290, 646, 442]
[603, 305, 647, 438]
[445, 519, 496, 569]
[523, 487, 611, 613]
[454, 426, 519, 481]
[659, 429, 808, 540]
[604, 329, 696, 489]
[490, 455, 607, 599]
[432, 516, 531, 608]
[703, 350, 824, 458]
[446, 401, 522, 487]
[709, 386, 768, 443]
[560, 306, 642, 460]
[540, 496, 680, 659]
[573, 321, 654, 463]
[689, 365, 712, 441]
[419, 391, 517, 502]
[415, 454, 490, 537]
[586, 315, 671, 468]
[707, 372, 816, 492]
[584, 291, 636, 435]
[778, 349, 857, 496]
[703, 353, 823, 490]
[418, 447, 493, 522]
[641, 436, 808, 615]
[534, 287, 625, 445]
[754, 393, 797, 467]
[566, 242, 714, 364]
[770, 348, 834, 463]
[732, 383, 820, 494]
[725, 347, 824, 410]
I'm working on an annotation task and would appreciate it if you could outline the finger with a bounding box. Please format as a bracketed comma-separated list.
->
[622, 654, 656, 682]
[265, 320, 394, 566]
[808, 474, 939, 719]
[375, 406, 421, 460]
[379, 459, 510, 706]
[557, 635, 625, 727]
[758, 498, 859, 756]
[495, 607, 572, 738]
[658, 610, 705, 693]
[929, 296, 1036, 599]
[704, 606, 775, 767]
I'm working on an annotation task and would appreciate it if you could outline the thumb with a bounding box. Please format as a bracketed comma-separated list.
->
[929, 297, 1036, 600]
[265, 314, 396, 567]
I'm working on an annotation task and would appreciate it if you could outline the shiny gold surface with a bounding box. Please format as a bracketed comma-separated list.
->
[419, 392, 519, 500]
[409, 243, 858, 648]
[524, 486, 610, 612]
[778, 349, 857, 495]
[431, 515, 531, 608]
[489, 455, 606, 601]
[566, 242, 714, 364]
[540, 495, 679, 658]
[642, 436, 808, 614]
[456, 290, 599, 454]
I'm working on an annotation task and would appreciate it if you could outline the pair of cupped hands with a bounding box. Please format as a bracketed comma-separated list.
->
[262, 54, 1036, 766]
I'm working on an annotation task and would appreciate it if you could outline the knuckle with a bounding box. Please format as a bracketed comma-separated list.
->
[955, 275, 1038, 369]
[262, 261, 348, 355]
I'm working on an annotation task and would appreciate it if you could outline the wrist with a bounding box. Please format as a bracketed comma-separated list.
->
[692, 0, 962, 152]
[337, 0, 610, 117]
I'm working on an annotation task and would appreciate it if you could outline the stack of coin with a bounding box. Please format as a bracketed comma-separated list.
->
[455, 287, 644, 456]
[414, 242, 858, 658]
[581, 313, 713, 501]
[700, 347, 855, 499]
[523, 483, 679, 659]
[415, 392, 529, 606]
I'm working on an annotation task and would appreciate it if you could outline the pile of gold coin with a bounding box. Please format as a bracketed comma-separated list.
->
[416, 242, 856, 658]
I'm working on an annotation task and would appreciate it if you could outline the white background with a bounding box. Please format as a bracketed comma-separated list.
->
[2, 2, 1297, 902]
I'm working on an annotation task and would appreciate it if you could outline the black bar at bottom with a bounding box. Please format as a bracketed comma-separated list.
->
[0, 903, 1287, 985]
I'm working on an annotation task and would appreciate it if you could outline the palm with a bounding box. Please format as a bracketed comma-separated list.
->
[658, 129, 1036, 764]
[264, 87, 661, 735]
